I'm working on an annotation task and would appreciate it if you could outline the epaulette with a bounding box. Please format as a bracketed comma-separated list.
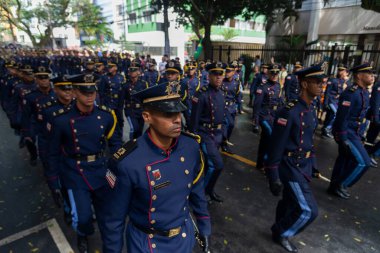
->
[200, 86, 208, 92]
[349, 85, 358, 92]
[181, 131, 201, 144]
[99, 105, 112, 113]
[42, 100, 57, 109]
[286, 99, 298, 110]
[52, 106, 70, 117]
[113, 139, 138, 161]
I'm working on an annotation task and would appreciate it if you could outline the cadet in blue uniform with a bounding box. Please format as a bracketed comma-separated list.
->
[99, 81, 211, 253]
[283, 62, 303, 101]
[366, 80, 380, 163]
[199, 61, 209, 87]
[251, 64, 269, 133]
[265, 64, 325, 252]
[21, 66, 56, 166]
[221, 62, 241, 154]
[189, 62, 226, 203]
[143, 62, 160, 86]
[253, 65, 283, 170]
[46, 74, 122, 253]
[328, 63, 374, 199]
[182, 61, 201, 127]
[41, 75, 74, 224]
[321, 64, 350, 138]
[124, 62, 150, 140]
[98, 61, 125, 137]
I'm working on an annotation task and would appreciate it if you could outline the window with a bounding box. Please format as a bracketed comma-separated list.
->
[229, 19, 235, 28]
[129, 13, 137, 24]
[117, 22, 124, 33]
[116, 5, 123, 17]
[143, 11, 152, 22]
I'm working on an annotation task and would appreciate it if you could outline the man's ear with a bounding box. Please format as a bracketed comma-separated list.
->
[300, 79, 308, 90]
[142, 111, 151, 123]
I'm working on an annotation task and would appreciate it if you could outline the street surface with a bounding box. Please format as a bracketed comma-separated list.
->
[1, 94, 380, 253]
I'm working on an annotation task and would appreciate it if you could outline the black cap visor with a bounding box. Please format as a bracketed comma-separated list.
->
[144, 98, 187, 113]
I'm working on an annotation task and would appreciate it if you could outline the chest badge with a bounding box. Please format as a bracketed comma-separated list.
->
[152, 169, 162, 180]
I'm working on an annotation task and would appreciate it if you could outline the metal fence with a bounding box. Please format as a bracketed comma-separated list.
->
[211, 43, 380, 76]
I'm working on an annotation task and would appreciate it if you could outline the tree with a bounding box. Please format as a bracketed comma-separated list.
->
[71, 0, 113, 48]
[0, 0, 71, 48]
[152, 0, 246, 59]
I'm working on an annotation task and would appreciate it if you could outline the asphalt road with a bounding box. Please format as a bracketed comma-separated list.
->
[1, 99, 380, 253]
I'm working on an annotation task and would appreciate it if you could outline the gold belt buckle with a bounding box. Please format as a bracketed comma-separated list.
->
[168, 227, 181, 237]
[87, 155, 96, 162]
[217, 124, 222, 129]
[305, 151, 311, 158]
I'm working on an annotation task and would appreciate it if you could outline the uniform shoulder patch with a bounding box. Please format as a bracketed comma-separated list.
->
[286, 99, 298, 109]
[99, 105, 112, 113]
[42, 100, 57, 109]
[181, 131, 201, 144]
[349, 85, 358, 92]
[112, 139, 138, 161]
[52, 106, 70, 117]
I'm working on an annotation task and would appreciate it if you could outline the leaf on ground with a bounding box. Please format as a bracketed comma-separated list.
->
[28, 242, 33, 247]
[355, 221, 361, 225]
[324, 214, 328, 219]
[30, 248, 39, 252]
[371, 246, 376, 251]
[353, 237, 361, 243]
[225, 187, 230, 191]
[224, 216, 233, 222]
[298, 241, 306, 246]
[340, 209, 345, 213]
[0, 227, 3, 231]
[223, 239, 228, 245]
[355, 196, 359, 200]
[242, 187, 250, 191]
[373, 207, 377, 211]
[324, 234, 329, 238]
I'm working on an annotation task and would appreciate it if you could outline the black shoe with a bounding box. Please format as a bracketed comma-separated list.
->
[221, 144, 234, 154]
[207, 192, 224, 203]
[77, 235, 89, 253]
[272, 234, 298, 252]
[30, 159, 37, 167]
[327, 185, 349, 199]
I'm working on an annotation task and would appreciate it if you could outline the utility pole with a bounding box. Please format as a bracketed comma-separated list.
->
[163, 0, 170, 56]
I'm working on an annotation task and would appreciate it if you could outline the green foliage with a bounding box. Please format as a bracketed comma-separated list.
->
[71, 0, 113, 44]
[220, 29, 239, 41]
[361, 0, 380, 12]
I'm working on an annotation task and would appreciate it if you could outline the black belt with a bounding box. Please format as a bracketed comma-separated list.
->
[67, 152, 105, 162]
[134, 223, 181, 238]
[287, 151, 311, 159]
[201, 123, 222, 129]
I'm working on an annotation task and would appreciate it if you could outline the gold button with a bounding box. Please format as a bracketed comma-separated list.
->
[150, 207, 156, 212]
[183, 207, 186, 211]
[76, 147, 80, 150]
[151, 181, 155, 186]
[182, 233, 187, 238]
[301, 140, 304, 143]
[97, 116, 101, 119]
[149, 234, 154, 239]
[75, 139, 79, 142]
[188, 183, 191, 188]
[185, 170, 189, 175]
[80, 169, 83, 172]
[152, 195, 157, 200]
[77, 161, 81, 165]
[71, 120, 75, 123]
[152, 243, 156, 248]
[151, 220, 156, 224]
[186, 195, 189, 200]
[100, 125, 104, 129]
[301, 131, 304, 134]
[147, 166, 152, 171]
[74, 129, 77, 133]
[180, 157, 185, 162]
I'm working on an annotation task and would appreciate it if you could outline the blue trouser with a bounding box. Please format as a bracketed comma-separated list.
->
[323, 103, 337, 130]
[68, 185, 110, 236]
[199, 129, 223, 192]
[38, 134, 49, 170]
[272, 178, 318, 238]
[366, 121, 380, 156]
[331, 135, 371, 188]
[224, 110, 236, 141]
[257, 119, 273, 169]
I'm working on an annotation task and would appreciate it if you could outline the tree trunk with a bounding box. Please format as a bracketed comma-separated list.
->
[203, 23, 212, 60]
[163, 0, 170, 56]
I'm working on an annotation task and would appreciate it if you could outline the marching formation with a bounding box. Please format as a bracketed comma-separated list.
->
[0, 47, 378, 253]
